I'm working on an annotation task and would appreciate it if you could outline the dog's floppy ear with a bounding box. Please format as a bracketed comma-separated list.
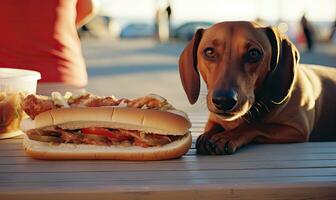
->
[263, 27, 300, 104]
[178, 29, 204, 104]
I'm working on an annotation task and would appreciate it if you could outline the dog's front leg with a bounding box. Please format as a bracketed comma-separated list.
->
[201, 124, 259, 155]
[202, 124, 308, 155]
[196, 120, 225, 155]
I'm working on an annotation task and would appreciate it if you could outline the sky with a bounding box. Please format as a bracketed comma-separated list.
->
[99, 0, 336, 24]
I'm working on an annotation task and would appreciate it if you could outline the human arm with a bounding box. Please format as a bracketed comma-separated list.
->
[75, 0, 99, 28]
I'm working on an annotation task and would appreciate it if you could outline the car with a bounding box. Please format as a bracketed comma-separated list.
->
[173, 21, 214, 40]
[120, 23, 155, 38]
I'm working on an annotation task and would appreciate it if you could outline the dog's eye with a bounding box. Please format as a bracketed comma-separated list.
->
[245, 48, 262, 63]
[203, 47, 216, 60]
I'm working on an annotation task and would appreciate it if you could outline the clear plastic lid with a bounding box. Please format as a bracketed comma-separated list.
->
[0, 68, 41, 93]
[0, 68, 41, 81]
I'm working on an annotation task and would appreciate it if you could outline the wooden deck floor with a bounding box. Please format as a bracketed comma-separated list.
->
[0, 113, 335, 200]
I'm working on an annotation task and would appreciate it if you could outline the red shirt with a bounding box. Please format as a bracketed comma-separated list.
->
[0, 0, 87, 87]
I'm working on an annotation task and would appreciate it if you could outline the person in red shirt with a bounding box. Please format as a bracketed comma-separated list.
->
[0, 0, 97, 95]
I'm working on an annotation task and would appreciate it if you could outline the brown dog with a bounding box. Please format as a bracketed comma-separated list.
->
[179, 21, 336, 155]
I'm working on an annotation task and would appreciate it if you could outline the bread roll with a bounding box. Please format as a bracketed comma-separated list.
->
[35, 107, 191, 135]
[23, 132, 192, 160]
[24, 107, 192, 160]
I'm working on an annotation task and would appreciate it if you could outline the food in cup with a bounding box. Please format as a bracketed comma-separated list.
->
[0, 92, 24, 134]
[0, 68, 41, 139]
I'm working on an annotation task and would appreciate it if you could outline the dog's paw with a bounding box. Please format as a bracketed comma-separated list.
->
[196, 132, 237, 155]
[196, 134, 217, 155]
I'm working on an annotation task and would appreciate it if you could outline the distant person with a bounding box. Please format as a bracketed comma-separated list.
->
[154, 5, 160, 40]
[300, 14, 315, 51]
[0, 0, 98, 95]
[154, 0, 169, 43]
[166, 2, 172, 38]
[328, 19, 336, 42]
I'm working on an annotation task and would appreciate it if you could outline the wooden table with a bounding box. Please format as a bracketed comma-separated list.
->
[0, 113, 335, 200]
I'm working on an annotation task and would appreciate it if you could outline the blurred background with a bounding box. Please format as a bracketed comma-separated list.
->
[82, 0, 336, 112]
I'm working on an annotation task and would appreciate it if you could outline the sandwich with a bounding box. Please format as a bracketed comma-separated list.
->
[21, 92, 192, 160]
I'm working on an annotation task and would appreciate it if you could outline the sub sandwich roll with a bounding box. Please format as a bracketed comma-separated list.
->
[23, 133, 192, 161]
[22, 93, 192, 160]
[34, 107, 190, 135]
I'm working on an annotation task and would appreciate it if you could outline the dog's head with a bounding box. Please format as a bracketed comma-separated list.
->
[179, 21, 299, 121]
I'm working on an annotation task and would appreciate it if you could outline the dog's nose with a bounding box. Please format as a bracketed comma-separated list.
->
[212, 89, 238, 112]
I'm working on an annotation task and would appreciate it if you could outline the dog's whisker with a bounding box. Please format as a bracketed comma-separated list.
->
[259, 101, 270, 113]
[255, 100, 271, 114]
[243, 112, 252, 124]
[253, 103, 260, 114]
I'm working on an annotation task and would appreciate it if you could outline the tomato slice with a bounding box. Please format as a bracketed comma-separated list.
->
[81, 127, 130, 142]
[81, 127, 111, 136]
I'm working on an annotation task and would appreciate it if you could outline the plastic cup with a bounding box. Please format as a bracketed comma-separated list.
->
[0, 68, 41, 139]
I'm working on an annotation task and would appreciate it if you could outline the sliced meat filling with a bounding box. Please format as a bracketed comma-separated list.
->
[22, 93, 174, 120]
[26, 127, 182, 148]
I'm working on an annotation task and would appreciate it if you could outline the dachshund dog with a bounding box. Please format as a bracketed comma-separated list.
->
[179, 21, 336, 155]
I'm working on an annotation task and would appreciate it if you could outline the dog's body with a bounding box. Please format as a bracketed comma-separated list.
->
[288, 65, 336, 141]
[179, 21, 336, 155]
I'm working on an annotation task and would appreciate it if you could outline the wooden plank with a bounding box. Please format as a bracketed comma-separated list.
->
[1, 168, 335, 184]
[3, 145, 336, 161]
[1, 182, 335, 200]
[1, 159, 336, 173]
[0, 177, 335, 191]
[0, 152, 26, 157]
[0, 138, 22, 144]
[0, 177, 335, 197]
[2, 153, 336, 165]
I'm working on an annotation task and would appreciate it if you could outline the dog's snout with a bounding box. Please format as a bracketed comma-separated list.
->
[212, 89, 238, 112]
